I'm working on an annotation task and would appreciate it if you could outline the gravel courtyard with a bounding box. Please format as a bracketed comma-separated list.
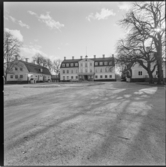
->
[4, 82, 165, 165]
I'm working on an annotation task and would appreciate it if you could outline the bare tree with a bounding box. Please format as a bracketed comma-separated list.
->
[52, 59, 62, 74]
[32, 53, 45, 66]
[119, 1, 165, 84]
[32, 53, 53, 73]
[4, 31, 22, 82]
[45, 58, 53, 71]
[116, 38, 158, 83]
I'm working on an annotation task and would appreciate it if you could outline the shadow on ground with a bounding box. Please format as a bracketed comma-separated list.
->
[4, 82, 165, 165]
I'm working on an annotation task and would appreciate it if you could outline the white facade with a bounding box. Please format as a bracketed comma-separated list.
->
[131, 61, 166, 79]
[60, 56, 116, 81]
[6, 60, 51, 83]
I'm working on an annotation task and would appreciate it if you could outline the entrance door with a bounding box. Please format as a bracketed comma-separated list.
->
[84, 75, 88, 80]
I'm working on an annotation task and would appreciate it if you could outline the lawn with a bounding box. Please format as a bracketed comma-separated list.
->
[4, 82, 165, 165]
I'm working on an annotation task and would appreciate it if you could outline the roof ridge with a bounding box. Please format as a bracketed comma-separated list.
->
[20, 60, 49, 69]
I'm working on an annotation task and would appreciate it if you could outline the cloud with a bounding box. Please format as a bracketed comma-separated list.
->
[9, 16, 16, 22]
[20, 44, 57, 62]
[5, 15, 30, 29]
[28, 10, 37, 16]
[28, 11, 64, 30]
[5, 28, 23, 42]
[118, 2, 132, 11]
[86, 8, 115, 21]
[18, 20, 30, 29]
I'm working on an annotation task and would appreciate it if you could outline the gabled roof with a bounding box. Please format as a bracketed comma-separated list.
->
[19, 60, 51, 75]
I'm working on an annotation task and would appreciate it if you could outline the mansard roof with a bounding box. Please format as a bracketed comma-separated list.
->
[21, 61, 51, 75]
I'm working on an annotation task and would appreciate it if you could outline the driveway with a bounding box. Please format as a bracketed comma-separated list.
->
[4, 82, 165, 165]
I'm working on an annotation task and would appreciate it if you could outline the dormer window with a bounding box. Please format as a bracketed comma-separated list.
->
[40, 68, 43, 72]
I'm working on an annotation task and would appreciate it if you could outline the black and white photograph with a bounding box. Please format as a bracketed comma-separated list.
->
[4, 1, 165, 166]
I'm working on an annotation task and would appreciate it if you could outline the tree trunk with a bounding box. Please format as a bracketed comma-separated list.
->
[157, 37, 164, 85]
[147, 71, 154, 84]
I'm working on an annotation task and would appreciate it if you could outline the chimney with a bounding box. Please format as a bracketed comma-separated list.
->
[72, 56, 74, 59]
[15, 54, 19, 60]
[85, 55, 88, 59]
[94, 55, 96, 59]
[64, 57, 66, 60]
[80, 56, 82, 59]
[103, 54, 105, 58]
[25, 58, 29, 62]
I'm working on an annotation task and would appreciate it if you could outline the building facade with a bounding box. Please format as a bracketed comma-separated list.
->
[60, 55, 116, 81]
[6, 60, 52, 84]
[121, 51, 166, 82]
[130, 61, 166, 82]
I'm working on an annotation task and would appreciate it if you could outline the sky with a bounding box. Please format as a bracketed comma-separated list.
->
[4, 2, 133, 62]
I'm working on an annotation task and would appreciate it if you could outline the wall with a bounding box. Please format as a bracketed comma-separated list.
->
[131, 62, 158, 79]
[79, 59, 94, 74]
[94, 66, 115, 80]
[6, 61, 29, 81]
[60, 67, 79, 81]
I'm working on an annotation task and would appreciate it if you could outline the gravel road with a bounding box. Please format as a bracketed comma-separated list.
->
[4, 82, 165, 165]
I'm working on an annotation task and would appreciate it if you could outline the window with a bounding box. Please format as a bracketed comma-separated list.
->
[85, 63, 87, 67]
[100, 75, 102, 78]
[67, 76, 69, 79]
[63, 76, 65, 80]
[100, 69, 102, 73]
[90, 69, 92, 73]
[66, 63, 69, 67]
[90, 63, 92, 66]
[100, 62, 103, 66]
[10, 75, 13, 78]
[63, 70, 65, 74]
[105, 68, 107, 72]
[95, 75, 98, 78]
[20, 68, 23, 71]
[76, 76, 78, 79]
[62, 63, 65, 67]
[138, 71, 142, 75]
[105, 75, 107, 78]
[71, 70, 73, 73]
[110, 75, 112, 78]
[15, 67, 18, 71]
[104, 62, 108, 65]
[85, 69, 87, 73]
[70, 63, 73, 67]
[15, 75, 18, 79]
[109, 62, 112, 65]
[71, 76, 73, 79]
[20, 75, 23, 78]
[75, 63, 78, 66]
[95, 62, 98, 66]
[67, 70, 69, 73]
